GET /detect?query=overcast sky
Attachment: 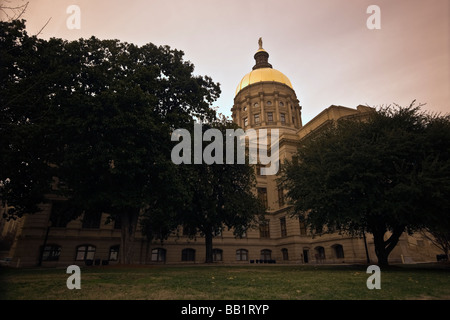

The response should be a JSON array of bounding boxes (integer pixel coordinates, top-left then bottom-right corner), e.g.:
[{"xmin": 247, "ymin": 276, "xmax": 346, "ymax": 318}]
[{"xmin": 4, "ymin": 0, "xmax": 449, "ymax": 124}]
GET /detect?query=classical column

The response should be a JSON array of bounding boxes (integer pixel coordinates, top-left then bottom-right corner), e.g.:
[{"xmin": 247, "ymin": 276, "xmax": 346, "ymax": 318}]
[
  {"xmin": 247, "ymin": 96, "xmax": 253, "ymax": 127},
  {"xmin": 295, "ymin": 104, "xmax": 301, "ymax": 128},
  {"xmin": 298, "ymin": 105, "xmax": 303, "ymax": 127},
  {"xmin": 287, "ymin": 96, "xmax": 293, "ymax": 127},
  {"xmin": 287, "ymin": 95, "xmax": 293, "ymax": 128},
  {"xmin": 274, "ymin": 92, "xmax": 280, "ymax": 125},
  {"xmin": 259, "ymin": 92, "xmax": 265, "ymax": 125},
  {"xmin": 235, "ymin": 105, "xmax": 241, "ymax": 127}
]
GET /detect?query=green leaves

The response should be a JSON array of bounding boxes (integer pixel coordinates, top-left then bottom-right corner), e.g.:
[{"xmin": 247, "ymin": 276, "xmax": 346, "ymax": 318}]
[
  {"xmin": 281, "ymin": 102, "xmax": 450, "ymax": 264},
  {"xmin": 171, "ymin": 121, "xmax": 263, "ymax": 262},
  {"xmin": 0, "ymin": 20, "xmax": 221, "ymax": 230}
]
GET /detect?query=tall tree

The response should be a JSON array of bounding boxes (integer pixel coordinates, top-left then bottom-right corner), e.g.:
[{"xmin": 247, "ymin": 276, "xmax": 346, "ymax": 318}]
[
  {"xmin": 177, "ymin": 120, "xmax": 265, "ymax": 263},
  {"xmin": 280, "ymin": 103, "xmax": 450, "ymax": 266},
  {"xmin": 0, "ymin": 20, "xmax": 221, "ymax": 264},
  {"xmin": 52, "ymin": 38, "xmax": 220, "ymax": 264},
  {"xmin": 417, "ymin": 114, "xmax": 450, "ymax": 260},
  {"xmin": 0, "ymin": 20, "xmax": 56, "ymax": 220}
]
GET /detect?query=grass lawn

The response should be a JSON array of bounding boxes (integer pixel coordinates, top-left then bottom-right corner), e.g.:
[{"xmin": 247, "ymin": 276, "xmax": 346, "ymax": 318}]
[{"xmin": 0, "ymin": 263, "xmax": 449, "ymax": 300}]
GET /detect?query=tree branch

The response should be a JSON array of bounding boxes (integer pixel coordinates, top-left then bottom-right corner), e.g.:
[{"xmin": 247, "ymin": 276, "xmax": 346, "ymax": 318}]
[{"xmin": 35, "ymin": 16, "xmax": 51, "ymax": 37}]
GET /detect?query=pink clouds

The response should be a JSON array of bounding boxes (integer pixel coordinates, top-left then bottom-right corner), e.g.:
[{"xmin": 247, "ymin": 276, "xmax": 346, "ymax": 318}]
[{"xmin": 11, "ymin": 0, "xmax": 449, "ymax": 123}]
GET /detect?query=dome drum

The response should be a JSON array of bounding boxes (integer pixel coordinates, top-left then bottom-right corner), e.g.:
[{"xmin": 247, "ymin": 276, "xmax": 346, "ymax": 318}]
[{"xmin": 232, "ymin": 82, "xmax": 302, "ymax": 130}]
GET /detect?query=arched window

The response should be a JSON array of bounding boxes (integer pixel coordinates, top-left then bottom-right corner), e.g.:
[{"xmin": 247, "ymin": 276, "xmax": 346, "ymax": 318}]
[
  {"xmin": 76, "ymin": 245, "xmax": 96, "ymax": 261},
  {"xmin": 260, "ymin": 249, "xmax": 272, "ymax": 261},
  {"xmin": 213, "ymin": 249, "xmax": 223, "ymax": 262},
  {"xmin": 281, "ymin": 248, "xmax": 289, "ymax": 261},
  {"xmin": 42, "ymin": 244, "xmax": 61, "ymax": 261},
  {"xmin": 314, "ymin": 246, "xmax": 325, "ymax": 261},
  {"xmin": 332, "ymin": 244, "xmax": 345, "ymax": 259},
  {"xmin": 181, "ymin": 248, "xmax": 195, "ymax": 262},
  {"xmin": 152, "ymin": 248, "xmax": 166, "ymax": 262},
  {"xmin": 236, "ymin": 249, "xmax": 248, "ymax": 261},
  {"xmin": 109, "ymin": 245, "xmax": 119, "ymax": 261}
]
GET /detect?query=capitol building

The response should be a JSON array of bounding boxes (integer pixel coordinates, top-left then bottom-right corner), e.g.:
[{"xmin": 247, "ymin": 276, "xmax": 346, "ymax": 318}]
[{"xmin": 0, "ymin": 40, "xmax": 440, "ymax": 267}]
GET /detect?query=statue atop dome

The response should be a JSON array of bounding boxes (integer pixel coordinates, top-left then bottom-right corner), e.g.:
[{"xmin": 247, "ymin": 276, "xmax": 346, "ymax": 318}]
[{"xmin": 253, "ymin": 38, "xmax": 272, "ymax": 70}]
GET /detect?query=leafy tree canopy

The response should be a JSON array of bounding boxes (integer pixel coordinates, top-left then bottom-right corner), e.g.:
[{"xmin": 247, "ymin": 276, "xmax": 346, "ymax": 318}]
[
  {"xmin": 281, "ymin": 102, "xmax": 450, "ymax": 265},
  {"xmin": 0, "ymin": 20, "xmax": 221, "ymax": 263}
]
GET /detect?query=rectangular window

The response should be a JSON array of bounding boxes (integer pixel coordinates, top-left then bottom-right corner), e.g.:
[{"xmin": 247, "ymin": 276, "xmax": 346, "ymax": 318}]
[
  {"xmin": 42, "ymin": 245, "xmax": 61, "ymax": 261},
  {"xmin": 256, "ymin": 164, "xmax": 264, "ymax": 176},
  {"xmin": 236, "ymin": 249, "xmax": 248, "ymax": 261},
  {"xmin": 182, "ymin": 249, "xmax": 195, "ymax": 261},
  {"xmin": 260, "ymin": 249, "xmax": 271, "ymax": 260},
  {"xmin": 86, "ymin": 248, "xmax": 95, "ymax": 260},
  {"xmin": 267, "ymin": 112, "xmax": 273, "ymax": 122},
  {"xmin": 299, "ymin": 219, "xmax": 307, "ymax": 236},
  {"xmin": 109, "ymin": 245, "xmax": 119, "ymax": 261},
  {"xmin": 278, "ymin": 187, "xmax": 284, "ymax": 206},
  {"xmin": 280, "ymin": 217, "xmax": 287, "ymax": 237},
  {"xmin": 76, "ymin": 250, "xmax": 86, "ymax": 261},
  {"xmin": 259, "ymin": 220, "xmax": 270, "ymax": 238},
  {"xmin": 213, "ymin": 249, "xmax": 223, "ymax": 261},
  {"xmin": 76, "ymin": 245, "xmax": 96, "ymax": 261},
  {"xmin": 280, "ymin": 113, "xmax": 286, "ymax": 124},
  {"xmin": 292, "ymin": 116, "xmax": 296, "ymax": 125},
  {"xmin": 151, "ymin": 248, "xmax": 166, "ymax": 262},
  {"xmin": 257, "ymin": 187, "xmax": 268, "ymax": 209},
  {"xmin": 254, "ymin": 114, "xmax": 260, "ymax": 124},
  {"xmin": 282, "ymin": 248, "xmax": 289, "ymax": 260}
]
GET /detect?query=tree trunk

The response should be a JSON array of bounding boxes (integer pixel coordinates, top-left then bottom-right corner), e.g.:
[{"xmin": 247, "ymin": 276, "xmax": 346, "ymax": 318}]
[
  {"xmin": 119, "ymin": 209, "xmax": 139, "ymax": 265},
  {"xmin": 372, "ymin": 225, "xmax": 405, "ymax": 266},
  {"xmin": 205, "ymin": 231, "xmax": 213, "ymax": 263},
  {"xmin": 373, "ymin": 233, "xmax": 389, "ymax": 266}
]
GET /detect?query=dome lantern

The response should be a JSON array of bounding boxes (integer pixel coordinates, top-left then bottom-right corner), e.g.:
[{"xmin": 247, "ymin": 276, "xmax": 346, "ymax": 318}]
[{"xmin": 253, "ymin": 37, "xmax": 272, "ymax": 70}]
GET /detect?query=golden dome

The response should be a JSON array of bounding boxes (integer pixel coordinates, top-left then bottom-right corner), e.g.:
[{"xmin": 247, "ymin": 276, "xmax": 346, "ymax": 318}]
[{"xmin": 235, "ymin": 67, "xmax": 293, "ymax": 96}]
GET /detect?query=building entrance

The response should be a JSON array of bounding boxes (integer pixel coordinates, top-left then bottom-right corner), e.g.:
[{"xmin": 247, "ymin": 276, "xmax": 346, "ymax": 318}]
[{"xmin": 303, "ymin": 249, "xmax": 309, "ymax": 263}]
